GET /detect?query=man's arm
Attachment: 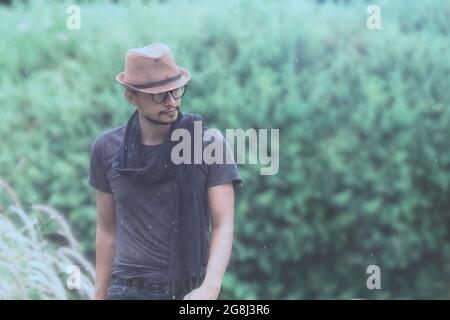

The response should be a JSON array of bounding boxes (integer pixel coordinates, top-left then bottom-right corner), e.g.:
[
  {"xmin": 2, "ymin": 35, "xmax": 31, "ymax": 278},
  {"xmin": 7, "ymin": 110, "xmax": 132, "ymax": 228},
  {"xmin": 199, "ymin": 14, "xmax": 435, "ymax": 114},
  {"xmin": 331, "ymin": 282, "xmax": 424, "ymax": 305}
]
[
  {"xmin": 94, "ymin": 190, "xmax": 116, "ymax": 300},
  {"xmin": 183, "ymin": 182, "xmax": 235, "ymax": 300}
]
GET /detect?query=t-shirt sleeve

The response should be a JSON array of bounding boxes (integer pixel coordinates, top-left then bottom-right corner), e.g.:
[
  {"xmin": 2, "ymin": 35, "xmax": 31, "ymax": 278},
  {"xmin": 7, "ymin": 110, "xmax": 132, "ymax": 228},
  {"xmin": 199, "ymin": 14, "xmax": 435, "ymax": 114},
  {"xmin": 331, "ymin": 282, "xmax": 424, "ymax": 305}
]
[
  {"xmin": 89, "ymin": 134, "xmax": 113, "ymax": 193},
  {"xmin": 204, "ymin": 129, "xmax": 242, "ymax": 189}
]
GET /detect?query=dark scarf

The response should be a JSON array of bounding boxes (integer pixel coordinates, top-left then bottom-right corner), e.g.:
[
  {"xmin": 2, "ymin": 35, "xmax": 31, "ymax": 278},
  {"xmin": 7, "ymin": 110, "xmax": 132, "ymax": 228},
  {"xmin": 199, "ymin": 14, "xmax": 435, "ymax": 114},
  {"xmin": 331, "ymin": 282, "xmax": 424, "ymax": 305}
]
[{"xmin": 112, "ymin": 109, "xmax": 209, "ymax": 283}]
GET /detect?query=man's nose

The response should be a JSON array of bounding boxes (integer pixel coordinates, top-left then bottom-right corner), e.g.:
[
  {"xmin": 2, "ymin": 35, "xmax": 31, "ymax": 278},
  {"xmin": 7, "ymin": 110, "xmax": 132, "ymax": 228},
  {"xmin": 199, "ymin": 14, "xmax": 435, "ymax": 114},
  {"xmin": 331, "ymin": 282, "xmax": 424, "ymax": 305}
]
[{"xmin": 164, "ymin": 92, "xmax": 176, "ymax": 106}]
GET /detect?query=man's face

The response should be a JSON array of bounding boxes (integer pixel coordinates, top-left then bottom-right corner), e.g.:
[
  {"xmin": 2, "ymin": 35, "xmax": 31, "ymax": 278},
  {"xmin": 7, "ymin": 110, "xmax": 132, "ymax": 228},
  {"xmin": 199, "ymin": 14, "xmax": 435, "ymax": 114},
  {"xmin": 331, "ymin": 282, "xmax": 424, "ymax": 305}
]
[{"xmin": 126, "ymin": 88, "xmax": 181, "ymax": 125}]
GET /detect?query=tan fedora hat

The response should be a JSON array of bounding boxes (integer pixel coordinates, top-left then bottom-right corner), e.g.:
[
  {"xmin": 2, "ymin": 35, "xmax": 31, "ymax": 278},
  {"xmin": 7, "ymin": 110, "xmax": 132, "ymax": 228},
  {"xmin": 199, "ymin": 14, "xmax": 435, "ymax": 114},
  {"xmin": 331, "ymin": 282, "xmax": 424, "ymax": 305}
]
[{"xmin": 116, "ymin": 43, "xmax": 191, "ymax": 94}]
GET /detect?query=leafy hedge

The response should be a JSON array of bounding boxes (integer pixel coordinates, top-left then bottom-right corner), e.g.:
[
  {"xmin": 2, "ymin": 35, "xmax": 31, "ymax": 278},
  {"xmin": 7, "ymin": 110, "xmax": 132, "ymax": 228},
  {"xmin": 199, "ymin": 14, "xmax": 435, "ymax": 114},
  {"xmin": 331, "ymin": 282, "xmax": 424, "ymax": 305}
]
[{"xmin": 0, "ymin": 0, "xmax": 449, "ymax": 299}]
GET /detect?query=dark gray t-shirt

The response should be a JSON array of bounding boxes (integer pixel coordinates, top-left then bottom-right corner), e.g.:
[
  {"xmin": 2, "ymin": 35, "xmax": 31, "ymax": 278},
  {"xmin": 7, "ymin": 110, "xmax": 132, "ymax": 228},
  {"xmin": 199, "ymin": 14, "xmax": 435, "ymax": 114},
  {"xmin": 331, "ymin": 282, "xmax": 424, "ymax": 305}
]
[{"xmin": 89, "ymin": 124, "xmax": 241, "ymax": 281}]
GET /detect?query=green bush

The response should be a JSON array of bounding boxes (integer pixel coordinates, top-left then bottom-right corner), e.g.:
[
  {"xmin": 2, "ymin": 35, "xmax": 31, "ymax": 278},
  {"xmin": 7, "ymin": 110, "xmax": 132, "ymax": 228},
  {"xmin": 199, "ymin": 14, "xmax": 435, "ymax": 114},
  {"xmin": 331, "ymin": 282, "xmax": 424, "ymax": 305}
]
[{"xmin": 0, "ymin": 0, "xmax": 449, "ymax": 299}]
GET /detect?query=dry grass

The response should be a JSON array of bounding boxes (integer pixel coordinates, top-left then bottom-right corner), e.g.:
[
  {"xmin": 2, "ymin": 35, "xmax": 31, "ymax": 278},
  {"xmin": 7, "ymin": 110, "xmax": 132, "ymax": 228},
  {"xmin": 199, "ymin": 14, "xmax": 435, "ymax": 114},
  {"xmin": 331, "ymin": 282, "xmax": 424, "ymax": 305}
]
[{"xmin": 0, "ymin": 178, "xmax": 94, "ymax": 299}]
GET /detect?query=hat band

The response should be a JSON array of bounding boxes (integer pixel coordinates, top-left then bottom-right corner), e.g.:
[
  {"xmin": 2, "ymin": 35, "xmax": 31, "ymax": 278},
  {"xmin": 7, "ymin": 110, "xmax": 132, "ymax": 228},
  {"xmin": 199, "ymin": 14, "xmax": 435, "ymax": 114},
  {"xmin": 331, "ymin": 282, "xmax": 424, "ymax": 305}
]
[{"xmin": 127, "ymin": 72, "xmax": 182, "ymax": 89}]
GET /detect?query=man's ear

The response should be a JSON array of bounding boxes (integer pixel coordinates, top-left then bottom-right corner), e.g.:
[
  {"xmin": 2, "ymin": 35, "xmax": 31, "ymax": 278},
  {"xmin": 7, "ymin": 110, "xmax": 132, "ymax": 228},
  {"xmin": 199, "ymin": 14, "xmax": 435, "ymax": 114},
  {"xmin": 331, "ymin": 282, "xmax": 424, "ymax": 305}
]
[{"xmin": 124, "ymin": 89, "xmax": 138, "ymax": 106}]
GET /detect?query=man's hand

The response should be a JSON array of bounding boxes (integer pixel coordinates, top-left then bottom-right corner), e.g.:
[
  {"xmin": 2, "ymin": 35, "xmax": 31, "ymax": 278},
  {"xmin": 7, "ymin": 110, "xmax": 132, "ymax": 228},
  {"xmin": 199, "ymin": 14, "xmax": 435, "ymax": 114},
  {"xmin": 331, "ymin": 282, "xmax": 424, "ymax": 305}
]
[{"xmin": 183, "ymin": 283, "xmax": 221, "ymax": 300}]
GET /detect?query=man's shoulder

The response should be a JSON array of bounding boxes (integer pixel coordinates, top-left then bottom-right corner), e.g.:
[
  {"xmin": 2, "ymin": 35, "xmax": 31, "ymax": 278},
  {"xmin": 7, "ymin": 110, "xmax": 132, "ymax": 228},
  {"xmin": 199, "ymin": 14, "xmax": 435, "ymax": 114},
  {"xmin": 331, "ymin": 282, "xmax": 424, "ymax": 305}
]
[
  {"xmin": 91, "ymin": 125, "xmax": 126, "ymax": 154},
  {"xmin": 98, "ymin": 125, "xmax": 126, "ymax": 142}
]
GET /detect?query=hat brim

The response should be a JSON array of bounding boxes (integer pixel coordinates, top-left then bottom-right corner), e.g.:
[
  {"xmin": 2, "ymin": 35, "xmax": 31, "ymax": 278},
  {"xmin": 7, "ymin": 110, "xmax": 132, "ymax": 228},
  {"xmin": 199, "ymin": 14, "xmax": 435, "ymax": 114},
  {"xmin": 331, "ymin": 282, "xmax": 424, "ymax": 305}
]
[{"xmin": 115, "ymin": 67, "xmax": 191, "ymax": 94}]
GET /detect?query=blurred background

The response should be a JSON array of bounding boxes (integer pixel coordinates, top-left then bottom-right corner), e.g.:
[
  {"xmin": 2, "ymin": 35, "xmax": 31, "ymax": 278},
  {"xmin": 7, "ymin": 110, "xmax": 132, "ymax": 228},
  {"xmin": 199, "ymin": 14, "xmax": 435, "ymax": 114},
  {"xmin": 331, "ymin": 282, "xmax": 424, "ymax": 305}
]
[{"xmin": 0, "ymin": 0, "xmax": 449, "ymax": 299}]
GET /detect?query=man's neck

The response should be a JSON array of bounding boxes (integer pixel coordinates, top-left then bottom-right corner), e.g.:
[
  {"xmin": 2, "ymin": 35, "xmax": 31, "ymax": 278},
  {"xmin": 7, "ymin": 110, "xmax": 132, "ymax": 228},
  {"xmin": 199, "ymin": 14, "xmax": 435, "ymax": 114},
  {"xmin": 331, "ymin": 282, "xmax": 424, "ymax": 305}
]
[{"xmin": 138, "ymin": 113, "xmax": 171, "ymax": 146}]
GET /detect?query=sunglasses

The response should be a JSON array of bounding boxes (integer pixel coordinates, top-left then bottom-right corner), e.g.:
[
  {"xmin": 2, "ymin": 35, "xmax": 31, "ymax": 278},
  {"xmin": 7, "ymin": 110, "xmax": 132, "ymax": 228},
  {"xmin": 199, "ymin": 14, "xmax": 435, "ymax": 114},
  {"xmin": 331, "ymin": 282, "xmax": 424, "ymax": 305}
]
[{"xmin": 147, "ymin": 85, "xmax": 187, "ymax": 104}]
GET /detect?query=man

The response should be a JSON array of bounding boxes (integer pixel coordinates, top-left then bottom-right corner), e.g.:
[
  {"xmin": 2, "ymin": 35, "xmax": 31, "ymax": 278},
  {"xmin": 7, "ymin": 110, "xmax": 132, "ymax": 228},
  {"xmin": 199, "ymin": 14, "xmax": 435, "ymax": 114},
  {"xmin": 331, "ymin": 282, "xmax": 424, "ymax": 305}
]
[{"xmin": 89, "ymin": 43, "xmax": 241, "ymax": 300}]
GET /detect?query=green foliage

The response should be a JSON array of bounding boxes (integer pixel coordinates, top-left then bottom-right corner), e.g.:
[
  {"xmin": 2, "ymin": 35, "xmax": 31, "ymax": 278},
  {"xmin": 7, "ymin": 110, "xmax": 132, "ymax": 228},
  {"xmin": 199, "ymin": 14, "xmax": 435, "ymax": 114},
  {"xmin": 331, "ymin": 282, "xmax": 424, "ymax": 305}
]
[{"xmin": 0, "ymin": 0, "xmax": 449, "ymax": 299}]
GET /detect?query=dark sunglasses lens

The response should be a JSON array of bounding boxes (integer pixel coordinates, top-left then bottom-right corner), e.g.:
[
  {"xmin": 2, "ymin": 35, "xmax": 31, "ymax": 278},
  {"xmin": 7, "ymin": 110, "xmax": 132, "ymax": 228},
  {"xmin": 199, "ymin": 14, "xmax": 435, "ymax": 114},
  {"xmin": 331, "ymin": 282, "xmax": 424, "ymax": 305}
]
[
  {"xmin": 153, "ymin": 92, "xmax": 167, "ymax": 103},
  {"xmin": 152, "ymin": 85, "xmax": 186, "ymax": 103},
  {"xmin": 172, "ymin": 86, "xmax": 186, "ymax": 99}
]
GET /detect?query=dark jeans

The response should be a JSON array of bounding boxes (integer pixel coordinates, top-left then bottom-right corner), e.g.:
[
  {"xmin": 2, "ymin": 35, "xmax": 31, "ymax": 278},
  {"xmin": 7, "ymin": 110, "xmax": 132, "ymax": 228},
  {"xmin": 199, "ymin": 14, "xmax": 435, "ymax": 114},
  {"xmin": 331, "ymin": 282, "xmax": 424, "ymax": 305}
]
[{"xmin": 106, "ymin": 275, "xmax": 203, "ymax": 300}]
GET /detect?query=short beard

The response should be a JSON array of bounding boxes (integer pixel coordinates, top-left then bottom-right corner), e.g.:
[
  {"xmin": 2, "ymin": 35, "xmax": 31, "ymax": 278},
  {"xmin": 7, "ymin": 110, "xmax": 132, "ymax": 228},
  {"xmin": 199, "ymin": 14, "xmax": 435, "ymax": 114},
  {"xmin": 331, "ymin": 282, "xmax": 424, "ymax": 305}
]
[
  {"xmin": 142, "ymin": 107, "xmax": 179, "ymax": 125},
  {"xmin": 143, "ymin": 115, "xmax": 170, "ymax": 125}
]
